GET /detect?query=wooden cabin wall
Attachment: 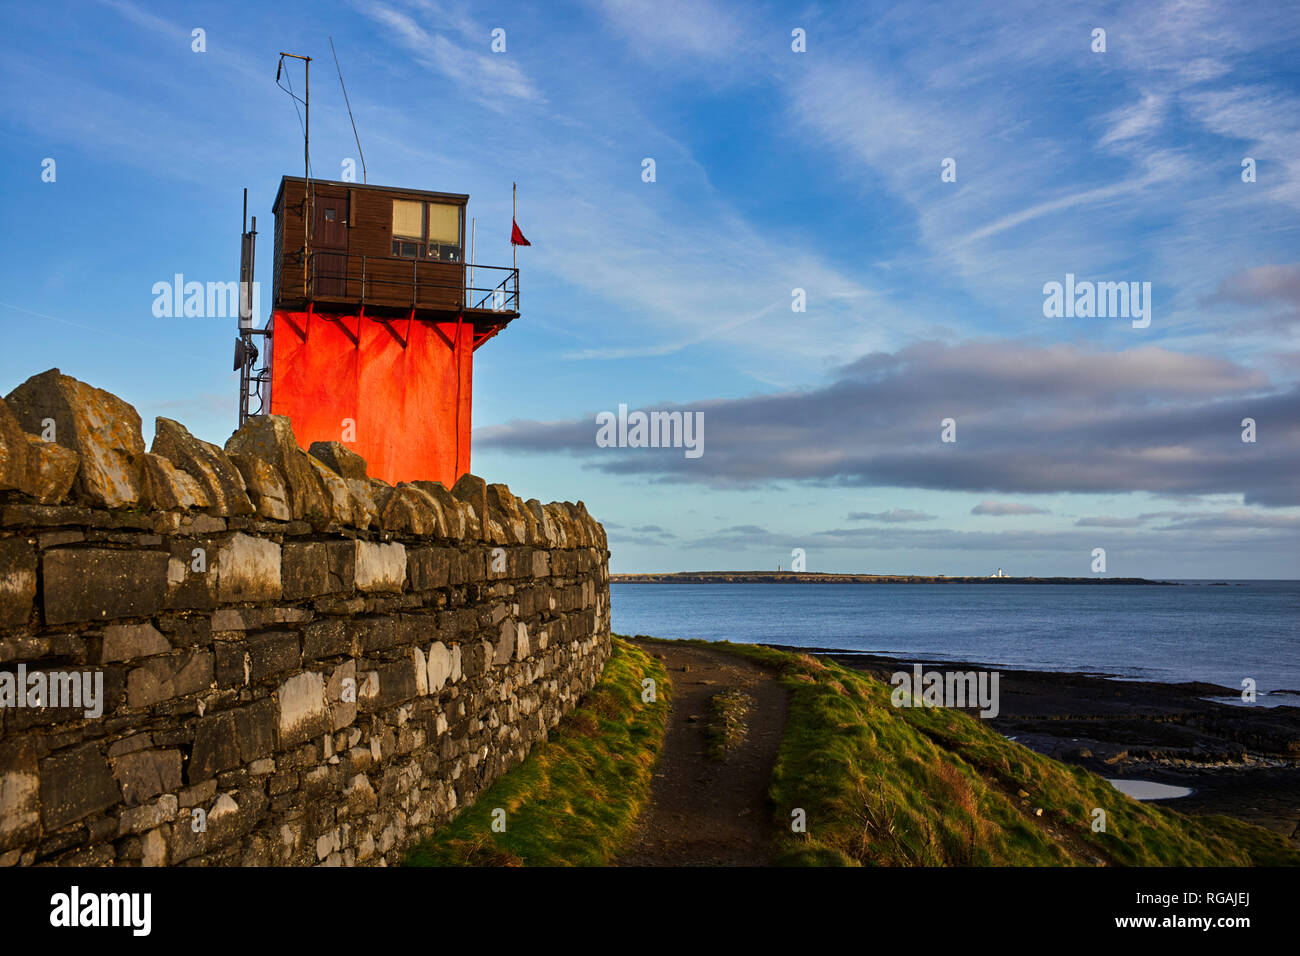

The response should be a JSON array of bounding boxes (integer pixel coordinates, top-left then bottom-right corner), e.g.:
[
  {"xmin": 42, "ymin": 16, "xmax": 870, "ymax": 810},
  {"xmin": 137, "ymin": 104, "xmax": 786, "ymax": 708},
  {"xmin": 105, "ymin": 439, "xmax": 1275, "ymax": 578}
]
[{"xmin": 273, "ymin": 179, "xmax": 467, "ymax": 312}]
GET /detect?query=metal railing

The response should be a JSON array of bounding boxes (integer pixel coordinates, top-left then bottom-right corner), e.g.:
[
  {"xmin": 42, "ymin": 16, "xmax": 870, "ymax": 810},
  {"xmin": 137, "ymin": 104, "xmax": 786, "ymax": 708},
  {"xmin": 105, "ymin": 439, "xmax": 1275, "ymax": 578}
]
[{"xmin": 306, "ymin": 253, "xmax": 519, "ymax": 313}]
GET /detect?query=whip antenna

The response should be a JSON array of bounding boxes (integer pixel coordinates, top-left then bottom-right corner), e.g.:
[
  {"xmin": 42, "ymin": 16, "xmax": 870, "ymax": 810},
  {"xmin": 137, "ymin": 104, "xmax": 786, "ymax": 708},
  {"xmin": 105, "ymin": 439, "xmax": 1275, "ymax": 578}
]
[{"xmin": 330, "ymin": 37, "xmax": 367, "ymax": 184}]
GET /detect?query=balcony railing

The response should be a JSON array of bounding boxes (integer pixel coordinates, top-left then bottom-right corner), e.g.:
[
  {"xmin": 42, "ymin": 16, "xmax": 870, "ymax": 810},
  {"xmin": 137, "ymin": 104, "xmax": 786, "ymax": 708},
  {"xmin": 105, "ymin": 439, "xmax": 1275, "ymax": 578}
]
[{"xmin": 306, "ymin": 253, "xmax": 519, "ymax": 314}]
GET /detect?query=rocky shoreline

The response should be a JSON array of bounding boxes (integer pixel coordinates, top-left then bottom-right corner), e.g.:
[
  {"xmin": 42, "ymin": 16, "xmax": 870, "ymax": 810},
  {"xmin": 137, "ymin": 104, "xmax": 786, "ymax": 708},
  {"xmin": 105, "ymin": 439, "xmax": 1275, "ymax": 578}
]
[{"xmin": 769, "ymin": 644, "xmax": 1300, "ymax": 841}]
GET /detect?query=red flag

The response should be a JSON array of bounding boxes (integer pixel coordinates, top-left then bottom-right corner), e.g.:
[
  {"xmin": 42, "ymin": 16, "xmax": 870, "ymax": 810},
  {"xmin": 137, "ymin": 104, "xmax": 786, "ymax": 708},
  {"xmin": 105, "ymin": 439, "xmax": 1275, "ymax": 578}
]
[{"xmin": 510, "ymin": 218, "xmax": 531, "ymax": 246}]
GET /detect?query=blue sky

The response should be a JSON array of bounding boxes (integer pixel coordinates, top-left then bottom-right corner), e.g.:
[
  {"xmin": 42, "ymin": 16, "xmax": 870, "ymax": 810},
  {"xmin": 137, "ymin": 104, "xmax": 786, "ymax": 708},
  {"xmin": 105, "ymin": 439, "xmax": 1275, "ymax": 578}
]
[{"xmin": 2, "ymin": 0, "xmax": 1298, "ymax": 577}]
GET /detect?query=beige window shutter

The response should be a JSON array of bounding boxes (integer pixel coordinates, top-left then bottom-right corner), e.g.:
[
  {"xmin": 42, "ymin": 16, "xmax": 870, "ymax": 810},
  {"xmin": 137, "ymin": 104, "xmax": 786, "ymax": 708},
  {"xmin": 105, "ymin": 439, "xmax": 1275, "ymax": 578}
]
[
  {"xmin": 392, "ymin": 199, "xmax": 424, "ymax": 240},
  {"xmin": 427, "ymin": 202, "xmax": 461, "ymax": 243}
]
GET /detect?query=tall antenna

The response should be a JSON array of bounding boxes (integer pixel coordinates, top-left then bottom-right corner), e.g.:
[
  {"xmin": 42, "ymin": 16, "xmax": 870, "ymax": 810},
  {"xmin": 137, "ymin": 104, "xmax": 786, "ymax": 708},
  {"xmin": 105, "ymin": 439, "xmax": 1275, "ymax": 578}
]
[
  {"xmin": 236, "ymin": 187, "xmax": 270, "ymax": 425},
  {"xmin": 277, "ymin": 52, "xmax": 312, "ymax": 296},
  {"xmin": 330, "ymin": 37, "xmax": 367, "ymax": 184}
]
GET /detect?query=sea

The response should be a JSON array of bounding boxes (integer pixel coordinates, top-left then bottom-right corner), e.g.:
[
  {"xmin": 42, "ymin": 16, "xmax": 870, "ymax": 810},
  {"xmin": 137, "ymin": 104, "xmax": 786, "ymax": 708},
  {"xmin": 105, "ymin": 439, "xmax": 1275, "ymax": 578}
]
[{"xmin": 610, "ymin": 581, "xmax": 1300, "ymax": 699}]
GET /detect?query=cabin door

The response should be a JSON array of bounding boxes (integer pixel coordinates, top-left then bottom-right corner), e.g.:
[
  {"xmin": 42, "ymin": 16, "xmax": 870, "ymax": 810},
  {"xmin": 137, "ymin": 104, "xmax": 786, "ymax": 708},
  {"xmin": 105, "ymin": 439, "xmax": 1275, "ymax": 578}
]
[{"xmin": 312, "ymin": 194, "xmax": 350, "ymax": 297}]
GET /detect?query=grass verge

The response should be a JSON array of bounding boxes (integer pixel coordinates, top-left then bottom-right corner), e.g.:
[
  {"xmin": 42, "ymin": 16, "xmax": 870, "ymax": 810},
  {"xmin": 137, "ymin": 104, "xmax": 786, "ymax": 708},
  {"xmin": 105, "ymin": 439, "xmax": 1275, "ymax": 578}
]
[
  {"xmin": 628, "ymin": 634, "xmax": 1299, "ymax": 867},
  {"xmin": 403, "ymin": 637, "xmax": 668, "ymax": 866}
]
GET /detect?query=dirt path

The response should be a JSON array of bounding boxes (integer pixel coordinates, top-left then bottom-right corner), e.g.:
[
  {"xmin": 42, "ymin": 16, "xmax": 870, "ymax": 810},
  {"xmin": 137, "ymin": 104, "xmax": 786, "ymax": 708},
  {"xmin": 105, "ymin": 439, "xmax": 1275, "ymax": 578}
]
[{"xmin": 617, "ymin": 641, "xmax": 788, "ymax": 866}]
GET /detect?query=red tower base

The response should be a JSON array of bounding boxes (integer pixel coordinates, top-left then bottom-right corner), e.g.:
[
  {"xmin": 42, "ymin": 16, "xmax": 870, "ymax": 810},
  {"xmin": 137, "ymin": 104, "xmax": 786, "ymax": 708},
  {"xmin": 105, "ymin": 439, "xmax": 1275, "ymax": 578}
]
[{"xmin": 267, "ymin": 310, "xmax": 473, "ymax": 487}]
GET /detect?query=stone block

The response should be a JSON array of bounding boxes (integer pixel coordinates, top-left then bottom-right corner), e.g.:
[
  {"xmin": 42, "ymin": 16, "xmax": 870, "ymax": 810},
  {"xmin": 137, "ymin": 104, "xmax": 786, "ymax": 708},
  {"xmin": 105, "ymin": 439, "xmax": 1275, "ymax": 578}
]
[
  {"xmin": 43, "ymin": 547, "xmax": 168, "ymax": 625},
  {"xmin": 407, "ymin": 546, "xmax": 450, "ymax": 590},
  {"xmin": 188, "ymin": 700, "xmax": 276, "ymax": 781},
  {"xmin": 276, "ymin": 671, "xmax": 330, "ymax": 748},
  {"xmin": 308, "ymin": 455, "xmax": 362, "ymax": 528},
  {"xmin": 493, "ymin": 618, "xmax": 516, "ymax": 666},
  {"xmin": 427, "ymin": 642, "xmax": 451, "ymax": 692},
  {"xmin": 282, "ymin": 541, "xmax": 329, "ymax": 600},
  {"xmin": 451, "ymin": 473, "xmax": 487, "ymax": 536},
  {"xmin": 415, "ymin": 481, "xmax": 466, "ymax": 539},
  {"xmin": 353, "ymin": 540, "xmax": 406, "ymax": 593},
  {"xmin": 531, "ymin": 549, "xmax": 550, "ymax": 578},
  {"xmin": 213, "ymin": 641, "xmax": 249, "ymax": 688},
  {"xmin": 246, "ymin": 631, "xmax": 300, "ymax": 680},
  {"xmin": 302, "ymin": 618, "xmax": 352, "ymax": 660},
  {"xmin": 0, "ymin": 741, "xmax": 40, "ymax": 852},
  {"xmin": 39, "ymin": 743, "xmax": 120, "ymax": 830},
  {"xmin": 327, "ymin": 660, "xmax": 357, "ymax": 730},
  {"xmin": 117, "ymin": 794, "xmax": 178, "ymax": 836},
  {"xmin": 0, "ymin": 537, "xmax": 37, "ymax": 628},
  {"xmin": 358, "ymin": 616, "xmax": 401, "ymax": 652},
  {"xmin": 111, "ymin": 749, "xmax": 182, "ymax": 805},
  {"xmin": 163, "ymin": 537, "xmax": 218, "ymax": 611},
  {"xmin": 214, "ymin": 533, "xmax": 281, "ymax": 603},
  {"xmin": 126, "ymin": 649, "xmax": 213, "ymax": 708},
  {"xmin": 100, "ymin": 622, "xmax": 170, "ymax": 663}
]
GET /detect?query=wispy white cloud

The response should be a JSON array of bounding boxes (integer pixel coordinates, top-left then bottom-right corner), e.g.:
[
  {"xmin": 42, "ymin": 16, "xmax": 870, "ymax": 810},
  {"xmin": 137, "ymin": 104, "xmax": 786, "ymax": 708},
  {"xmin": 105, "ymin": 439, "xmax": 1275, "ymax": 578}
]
[{"xmin": 359, "ymin": 2, "xmax": 542, "ymax": 109}]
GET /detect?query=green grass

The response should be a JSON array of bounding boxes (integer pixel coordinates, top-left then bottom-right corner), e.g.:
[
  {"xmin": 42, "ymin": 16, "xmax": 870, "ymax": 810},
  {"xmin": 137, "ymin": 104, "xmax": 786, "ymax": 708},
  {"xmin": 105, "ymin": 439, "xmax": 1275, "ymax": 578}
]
[
  {"xmin": 403, "ymin": 637, "xmax": 669, "ymax": 866},
  {"xmin": 627, "ymin": 634, "xmax": 1300, "ymax": 867}
]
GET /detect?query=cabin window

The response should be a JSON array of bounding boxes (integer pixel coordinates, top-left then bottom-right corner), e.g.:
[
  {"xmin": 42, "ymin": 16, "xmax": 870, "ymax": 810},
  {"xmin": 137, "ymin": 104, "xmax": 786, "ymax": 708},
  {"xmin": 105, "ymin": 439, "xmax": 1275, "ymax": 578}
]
[{"xmin": 391, "ymin": 199, "xmax": 462, "ymax": 262}]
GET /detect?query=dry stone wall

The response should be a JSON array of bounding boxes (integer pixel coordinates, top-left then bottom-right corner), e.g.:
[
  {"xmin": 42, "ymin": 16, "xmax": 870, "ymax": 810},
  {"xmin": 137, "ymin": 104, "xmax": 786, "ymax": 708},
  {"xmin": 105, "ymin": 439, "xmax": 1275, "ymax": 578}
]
[{"xmin": 0, "ymin": 369, "xmax": 611, "ymax": 866}]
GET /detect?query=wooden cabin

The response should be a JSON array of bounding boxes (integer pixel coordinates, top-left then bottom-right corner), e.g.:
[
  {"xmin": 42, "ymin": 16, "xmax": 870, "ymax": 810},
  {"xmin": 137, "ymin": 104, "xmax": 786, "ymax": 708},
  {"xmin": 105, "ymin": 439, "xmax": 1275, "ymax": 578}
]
[
  {"xmin": 263, "ymin": 176, "xmax": 521, "ymax": 487},
  {"xmin": 270, "ymin": 176, "xmax": 519, "ymax": 320}
]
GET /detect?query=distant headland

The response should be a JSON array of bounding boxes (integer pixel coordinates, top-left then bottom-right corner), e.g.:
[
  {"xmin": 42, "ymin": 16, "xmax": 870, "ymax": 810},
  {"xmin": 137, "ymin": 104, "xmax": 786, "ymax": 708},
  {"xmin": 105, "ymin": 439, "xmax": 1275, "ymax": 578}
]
[{"xmin": 610, "ymin": 571, "xmax": 1175, "ymax": 585}]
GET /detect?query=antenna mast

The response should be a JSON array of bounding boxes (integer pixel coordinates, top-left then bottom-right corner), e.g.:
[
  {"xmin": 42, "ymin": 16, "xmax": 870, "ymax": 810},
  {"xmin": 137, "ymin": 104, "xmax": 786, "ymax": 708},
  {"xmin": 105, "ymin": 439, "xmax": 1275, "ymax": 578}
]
[
  {"xmin": 278, "ymin": 52, "xmax": 312, "ymax": 296},
  {"xmin": 235, "ymin": 187, "xmax": 269, "ymax": 425}
]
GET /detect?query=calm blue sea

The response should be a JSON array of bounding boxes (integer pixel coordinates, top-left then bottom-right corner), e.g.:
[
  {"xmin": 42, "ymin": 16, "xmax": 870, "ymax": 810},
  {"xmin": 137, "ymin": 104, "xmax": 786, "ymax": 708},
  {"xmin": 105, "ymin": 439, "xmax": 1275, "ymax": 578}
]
[{"xmin": 611, "ymin": 581, "xmax": 1300, "ymax": 696}]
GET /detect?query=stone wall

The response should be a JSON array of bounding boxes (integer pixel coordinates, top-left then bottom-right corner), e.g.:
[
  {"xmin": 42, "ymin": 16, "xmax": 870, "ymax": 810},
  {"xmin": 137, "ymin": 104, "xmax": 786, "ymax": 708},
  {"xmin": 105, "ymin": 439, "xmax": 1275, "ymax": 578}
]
[{"xmin": 0, "ymin": 369, "xmax": 610, "ymax": 866}]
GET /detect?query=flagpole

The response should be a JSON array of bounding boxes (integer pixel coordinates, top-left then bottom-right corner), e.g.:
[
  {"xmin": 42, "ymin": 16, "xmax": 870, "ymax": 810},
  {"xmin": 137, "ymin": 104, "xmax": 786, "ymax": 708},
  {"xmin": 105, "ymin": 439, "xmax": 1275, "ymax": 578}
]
[{"xmin": 512, "ymin": 182, "xmax": 517, "ymax": 272}]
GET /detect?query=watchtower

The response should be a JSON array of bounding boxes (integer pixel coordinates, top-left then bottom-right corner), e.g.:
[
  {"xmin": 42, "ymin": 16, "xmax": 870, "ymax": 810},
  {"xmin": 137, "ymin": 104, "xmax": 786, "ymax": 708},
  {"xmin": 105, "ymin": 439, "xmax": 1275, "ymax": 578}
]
[{"xmin": 256, "ymin": 175, "xmax": 519, "ymax": 486}]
